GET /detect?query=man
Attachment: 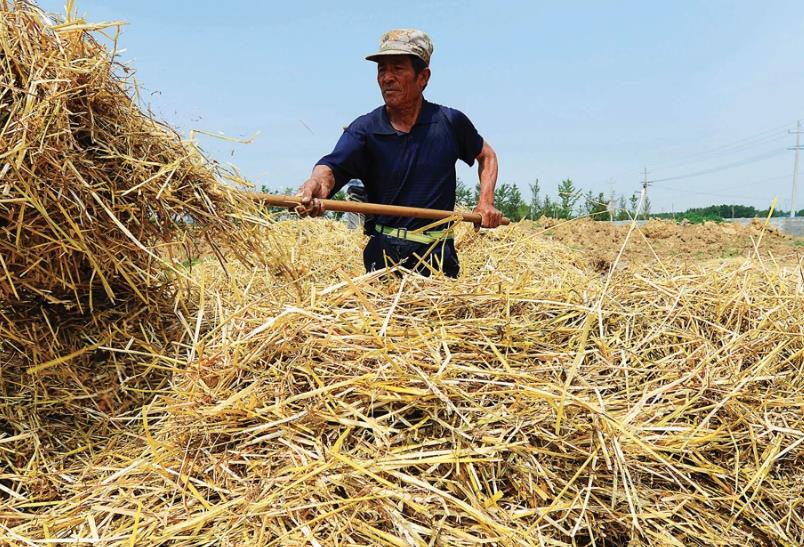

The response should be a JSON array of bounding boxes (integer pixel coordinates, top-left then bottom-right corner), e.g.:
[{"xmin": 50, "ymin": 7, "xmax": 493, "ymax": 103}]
[{"xmin": 297, "ymin": 29, "xmax": 502, "ymax": 277}]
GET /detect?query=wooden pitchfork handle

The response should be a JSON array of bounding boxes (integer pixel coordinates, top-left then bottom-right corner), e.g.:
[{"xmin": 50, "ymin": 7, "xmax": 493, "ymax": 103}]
[{"xmin": 250, "ymin": 192, "xmax": 511, "ymax": 226}]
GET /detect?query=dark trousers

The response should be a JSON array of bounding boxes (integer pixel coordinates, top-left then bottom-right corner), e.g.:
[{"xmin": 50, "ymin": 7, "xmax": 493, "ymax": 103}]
[{"xmin": 363, "ymin": 234, "xmax": 460, "ymax": 278}]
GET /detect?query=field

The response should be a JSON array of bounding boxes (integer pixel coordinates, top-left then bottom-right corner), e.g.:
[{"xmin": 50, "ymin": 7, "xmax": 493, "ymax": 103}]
[
  {"xmin": 538, "ymin": 217, "xmax": 801, "ymax": 271},
  {"xmin": 3, "ymin": 217, "xmax": 803, "ymax": 546}
]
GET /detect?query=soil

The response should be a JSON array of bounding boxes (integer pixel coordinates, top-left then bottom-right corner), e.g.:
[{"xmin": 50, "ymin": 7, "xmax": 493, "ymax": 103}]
[{"xmin": 530, "ymin": 218, "xmax": 803, "ymax": 272}]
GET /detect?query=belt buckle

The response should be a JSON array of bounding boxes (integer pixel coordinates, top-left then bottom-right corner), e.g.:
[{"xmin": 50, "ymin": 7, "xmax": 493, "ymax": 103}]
[{"xmin": 393, "ymin": 227, "xmax": 407, "ymax": 240}]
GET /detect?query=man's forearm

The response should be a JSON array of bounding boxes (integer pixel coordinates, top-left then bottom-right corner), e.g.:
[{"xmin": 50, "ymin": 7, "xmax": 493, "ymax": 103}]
[
  {"xmin": 471, "ymin": 142, "xmax": 503, "ymax": 228},
  {"xmin": 301, "ymin": 164, "xmax": 337, "ymax": 198},
  {"xmin": 477, "ymin": 145, "xmax": 498, "ymax": 206}
]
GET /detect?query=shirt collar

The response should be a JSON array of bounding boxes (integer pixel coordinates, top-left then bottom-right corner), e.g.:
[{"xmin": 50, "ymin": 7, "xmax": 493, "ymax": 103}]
[{"xmin": 372, "ymin": 99, "xmax": 438, "ymax": 135}]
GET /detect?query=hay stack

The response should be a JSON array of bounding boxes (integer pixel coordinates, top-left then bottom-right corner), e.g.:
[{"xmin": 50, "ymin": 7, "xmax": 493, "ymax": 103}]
[
  {"xmin": 0, "ymin": 1, "xmax": 253, "ymax": 367},
  {"xmin": 0, "ymin": 0, "xmax": 265, "ymax": 485},
  {"xmin": 4, "ymin": 220, "xmax": 802, "ymax": 545}
]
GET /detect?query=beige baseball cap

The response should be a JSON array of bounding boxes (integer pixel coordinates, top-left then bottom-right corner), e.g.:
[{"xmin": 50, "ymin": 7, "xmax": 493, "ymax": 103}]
[{"xmin": 365, "ymin": 29, "xmax": 433, "ymax": 66}]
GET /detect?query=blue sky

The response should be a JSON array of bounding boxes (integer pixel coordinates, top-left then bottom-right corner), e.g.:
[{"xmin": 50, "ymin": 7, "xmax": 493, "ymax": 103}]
[{"xmin": 40, "ymin": 1, "xmax": 804, "ymax": 212}]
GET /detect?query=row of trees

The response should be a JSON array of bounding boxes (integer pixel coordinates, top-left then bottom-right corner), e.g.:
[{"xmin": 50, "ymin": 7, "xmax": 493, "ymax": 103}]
[
  {"xmin": 653, "ymin": 204, "xmax": 804, "ymax": 223},
  {"xmin": 261, "ymin": 180, "xmax": 649, "ymax": 222},
  {"xmin": 458, "ymin": 180, "xmax": 804, "ymax": 223},
  {"xmin": 261, "ymin": 182, "xmax": 799, "ymax": 224},
  {"xmin": 263, "ymin": 180, "xmax": 646, "ymax": 222},
  {"xmin": 456, "ymin": 179, "xmax": 650, "ymax": 222}
]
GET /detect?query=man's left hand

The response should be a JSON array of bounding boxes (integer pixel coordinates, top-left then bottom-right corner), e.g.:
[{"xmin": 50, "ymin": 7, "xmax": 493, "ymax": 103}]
[{"xmin": 473, "ymin": 202, "xmax": 503, "ymax": 230}]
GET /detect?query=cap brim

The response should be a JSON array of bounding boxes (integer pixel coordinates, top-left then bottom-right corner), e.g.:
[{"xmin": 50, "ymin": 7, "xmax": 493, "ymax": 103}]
[{"xmin": 365, "ymin": 49, "xmax": 421, "ymax": 62}]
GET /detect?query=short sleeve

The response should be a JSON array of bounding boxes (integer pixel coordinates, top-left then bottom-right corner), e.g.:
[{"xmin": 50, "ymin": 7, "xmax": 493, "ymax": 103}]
[
  {"xmin": 316, "ymin": 126, "xmax": 368, "ymax": 196},
  {"xmin": 448, "ymin": 109, "xmax": 484, "ymax": 166}
]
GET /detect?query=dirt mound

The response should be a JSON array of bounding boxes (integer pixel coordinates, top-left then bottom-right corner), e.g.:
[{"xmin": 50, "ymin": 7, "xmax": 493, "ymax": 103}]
[{"xmin": 533, "ymin": 218, "xmax": 801, "ymax": 272}]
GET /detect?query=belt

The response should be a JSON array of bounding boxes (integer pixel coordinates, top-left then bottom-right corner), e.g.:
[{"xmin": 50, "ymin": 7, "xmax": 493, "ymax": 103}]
[{"xmin": 374, "ymin": 224, "xmax": 454, "ymax": 245}]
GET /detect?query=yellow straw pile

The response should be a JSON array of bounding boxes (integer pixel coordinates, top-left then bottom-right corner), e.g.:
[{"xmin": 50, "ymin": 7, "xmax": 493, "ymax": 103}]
[
  {"xmin": 0, "ymin": 0, "xmax": 251, "ymax": 366},
  {"xmin": 1, "ymin": 2, "xmax": 803, "ymax": 544},
  {"xmin": 4, "ymin": 218, "xmax": 803, "ymax": 545},
  {"xmin": 0, "ymin": 0, "xmax": 259, "ymax": 498}
]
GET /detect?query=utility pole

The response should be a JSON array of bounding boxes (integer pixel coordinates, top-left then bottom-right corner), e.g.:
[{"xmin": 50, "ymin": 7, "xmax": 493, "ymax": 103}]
[
  {"xmin": 790, "ymin": 121, "xmax": 802, "ymax": 218},
  {"xmin": 608, "ymin": 180, "xmax": 615, "ymax": 222},
  {"xmin": 640, "ymin": 167, "xmax": 650, "ymax": 219}
]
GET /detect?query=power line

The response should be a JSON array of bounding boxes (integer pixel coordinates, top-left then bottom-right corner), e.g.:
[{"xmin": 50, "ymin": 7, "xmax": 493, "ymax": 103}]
[
  {"xmin": 650, "ymin": 132, "xmax": 788, "ymax": 173},
  {"xmin": 650, "ymin": 185, "xmax": 773, "ymax": 203},
  {"xmin": 649, "ymin": 148, "xmax": 787, "ymax": 184},
  {"xmin": 641, "ymin": 167, "xmax": 650, "ymax": 208},
  {"xmin": 649, "ymin": 172, "xmax": 794, "ymax": 203},
  {"xmin": 596, "ymin": 120, "xmax": 801, "ymax": 192},
  {"xmin": 648, "ymin": 121, "xmax": 794, "ymax": 171},
  {"xmin": 700, "ymin": 173, "xmax": 788, "ymax": 192}
]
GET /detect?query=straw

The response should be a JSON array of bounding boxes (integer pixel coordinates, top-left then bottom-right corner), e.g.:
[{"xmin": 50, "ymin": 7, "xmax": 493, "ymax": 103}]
[
  {"xmin": 4, "ymin": 218, "xmax": 801, "ymax": 546},
  {"xmin": 1, "ymin": 1, "xmax": 803, "ymax": 544}
]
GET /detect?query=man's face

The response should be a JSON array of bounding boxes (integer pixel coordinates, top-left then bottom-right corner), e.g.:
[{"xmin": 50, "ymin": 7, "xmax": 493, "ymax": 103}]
[{"xmin": 376, "ymin": 55, "xmax": 429, "ymax": 108}]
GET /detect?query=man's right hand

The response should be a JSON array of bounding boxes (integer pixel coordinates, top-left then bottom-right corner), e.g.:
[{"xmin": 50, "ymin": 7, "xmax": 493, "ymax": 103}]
[
  {"xmin": 473, "ymin": 200, "xmax": 504, "ymax": 230},
  {"xmin": 295, "ymin": 178, "xmax": 326, "ymax": 217},
  {"xmin": 294, "ymin": 165, "xmax": 336, "ymax": 217}
]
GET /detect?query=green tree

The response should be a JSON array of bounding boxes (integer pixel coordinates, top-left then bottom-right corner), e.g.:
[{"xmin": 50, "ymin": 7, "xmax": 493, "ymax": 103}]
[
  {"xmin": 581, "ymin": 190, "xmax": 595, "ymax": 217},
  {"xmin": 628, "ymin": 193, "xmax": 639, "ymax": 218},
  {"xmin": 557, "ymin": 179, "xmax": 580, "ymax": 219},
  {"xmin": 258, "ymin": 184, "xmax": 294, "ymax": 195},
  {"xmin": 542, "ymin": 195, "xmax": 558, "ymax": 219},
  {"xmin": 494, "ymin": 182, "xmax": 526, "ymax": 221},
  {"xmin": 455, "ymin": 178, "xmax": 474, "ymax": 208},
  {"xmin": 586, "ymin": 191, "xmax": 611, "ymax": 221},
  {"xmin": 528, "ymin": 179, "xmax": 542, "ymax": 219}
]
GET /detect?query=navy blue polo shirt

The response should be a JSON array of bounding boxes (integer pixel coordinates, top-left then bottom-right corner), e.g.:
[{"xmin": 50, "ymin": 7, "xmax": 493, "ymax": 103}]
[{"xmin": 316, "ymin": 99, "xmax": 484, "ymax": 231}]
